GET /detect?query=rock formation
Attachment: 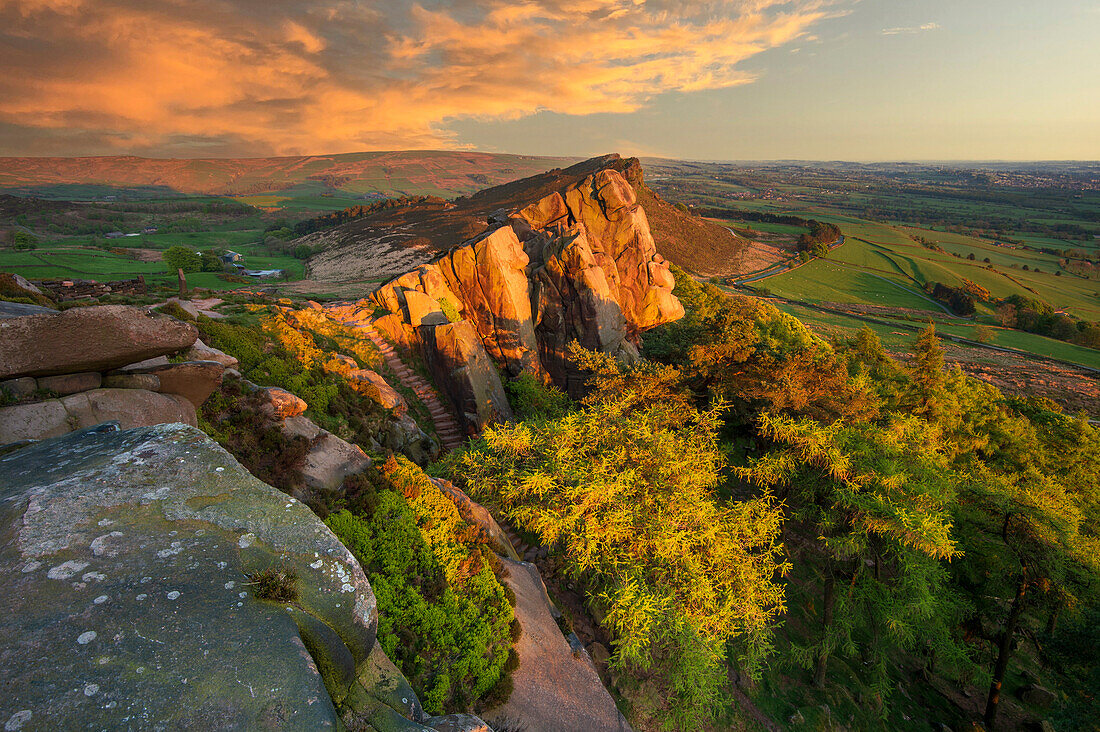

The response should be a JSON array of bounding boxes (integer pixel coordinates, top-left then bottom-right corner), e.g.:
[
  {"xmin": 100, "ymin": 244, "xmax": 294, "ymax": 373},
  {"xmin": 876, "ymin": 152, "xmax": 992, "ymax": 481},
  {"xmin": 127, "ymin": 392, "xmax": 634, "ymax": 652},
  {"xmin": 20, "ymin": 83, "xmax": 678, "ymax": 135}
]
[
  {"xmin": 0, "ymin": 305, "xmax": 197, "ymax": 379},
  {"xmin": 326, "ymin": 157, "xmax": 685, "ymax": 430},
  {"xmin": 0, "ymin": 305, "xmax": 229, "ymax": 444},
  {"xmin": 0, "ymin": 422, "xmax": 491, "ymax": 731},
  {"xmin": 494, "ymin": 559, "xmax": 632, "ymax": 732}
]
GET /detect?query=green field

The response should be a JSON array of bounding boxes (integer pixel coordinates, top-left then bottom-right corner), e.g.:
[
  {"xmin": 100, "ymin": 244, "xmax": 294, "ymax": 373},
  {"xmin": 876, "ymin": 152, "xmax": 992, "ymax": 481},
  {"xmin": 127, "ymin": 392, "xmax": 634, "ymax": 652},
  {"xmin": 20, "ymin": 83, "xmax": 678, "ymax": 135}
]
[
  {"xmin": 0, "ymin": 235, "xmax": 304, "ymax": 291},
  {"xmin": 775, "ymin": 300, "xmax": 1100, "ymax": 370},
  {"xmin": 753, "ymin": 216, "xmax": 1100, "ymax": 319}
]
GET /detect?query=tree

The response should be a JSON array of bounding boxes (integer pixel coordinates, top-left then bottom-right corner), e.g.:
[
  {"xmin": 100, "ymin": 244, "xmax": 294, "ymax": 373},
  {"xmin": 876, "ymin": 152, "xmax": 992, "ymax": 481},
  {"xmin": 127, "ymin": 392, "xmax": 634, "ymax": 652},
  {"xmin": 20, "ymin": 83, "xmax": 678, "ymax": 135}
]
[
  {"xmin": 643, "ymin": 269, "xmax": 877, "ymax": 424},
  {"xmin": 973, "ymin": 324, "xmax": 994, "ymax": 343},
  {"xmin": 450, "ymin": 353, "xmax": 787, "ymax": 727},
  {"xmin": 738, "ymin": 414, "xmax": 970, "ymax": 699},
  {"xmin": 9, "ymin": 231, "xmax": 38, "ymax": 250},
  {"xmin": 200, "ymin": 250, "xmax": 222, "ymax": 272},
  {"xmin": 162, "ymin": 245, "xmax": 202, "ymax": 273}
]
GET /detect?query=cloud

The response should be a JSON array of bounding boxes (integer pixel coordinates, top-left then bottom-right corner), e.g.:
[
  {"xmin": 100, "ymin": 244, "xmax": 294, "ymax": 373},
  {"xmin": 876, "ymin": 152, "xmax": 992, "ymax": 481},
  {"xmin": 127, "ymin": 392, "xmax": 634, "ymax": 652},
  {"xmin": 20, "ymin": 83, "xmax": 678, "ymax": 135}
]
[
  {"xmin": 881, "ymin": 22, "xmax": 940, "ymax": 36},
  {"xmin": 0, "ymin": 0, "xmax": 844, "ymax": 156}
]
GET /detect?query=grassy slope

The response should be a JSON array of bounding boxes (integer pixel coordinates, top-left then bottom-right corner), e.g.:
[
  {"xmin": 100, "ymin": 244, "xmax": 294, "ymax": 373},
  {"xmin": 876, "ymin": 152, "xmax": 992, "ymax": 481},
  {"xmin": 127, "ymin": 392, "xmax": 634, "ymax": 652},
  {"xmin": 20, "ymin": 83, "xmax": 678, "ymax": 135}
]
[{"xmin": 756, "ymin": 216, "xmax": 1099, "ymax": 320}]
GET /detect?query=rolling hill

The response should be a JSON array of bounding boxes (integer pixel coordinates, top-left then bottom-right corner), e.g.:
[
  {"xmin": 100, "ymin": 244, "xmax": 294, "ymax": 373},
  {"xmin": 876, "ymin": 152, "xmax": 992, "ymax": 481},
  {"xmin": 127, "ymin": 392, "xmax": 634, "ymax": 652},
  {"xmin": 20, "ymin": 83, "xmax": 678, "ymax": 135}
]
[{"xmin": 0, "ymin": 150, "xmax": 579, "ymax": 203}]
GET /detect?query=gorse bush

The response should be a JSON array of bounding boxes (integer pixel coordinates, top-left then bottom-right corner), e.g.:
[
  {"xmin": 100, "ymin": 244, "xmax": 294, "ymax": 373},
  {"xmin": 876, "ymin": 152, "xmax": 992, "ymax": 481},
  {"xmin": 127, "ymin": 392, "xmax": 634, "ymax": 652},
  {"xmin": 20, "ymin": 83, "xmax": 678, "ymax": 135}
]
[{"xmin": 325, "ymin": 456, "xmax": 513, "ymax": 715}]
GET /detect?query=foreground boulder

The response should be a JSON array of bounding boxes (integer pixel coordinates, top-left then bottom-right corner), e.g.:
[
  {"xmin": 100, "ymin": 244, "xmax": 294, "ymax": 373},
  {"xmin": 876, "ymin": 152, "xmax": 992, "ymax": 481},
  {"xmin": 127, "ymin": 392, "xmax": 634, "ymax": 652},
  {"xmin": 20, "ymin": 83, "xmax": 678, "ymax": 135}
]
[
  {"xmin": 0, "ymin": 305, "xmax": 197, "ymax": 379},
  {"xmin": 0, "ymin": 423, "xmax": 491, "ymax": 732},
  {"xmin": 0, "ymin": 423, "xmax": 372, "ymax": 728}
]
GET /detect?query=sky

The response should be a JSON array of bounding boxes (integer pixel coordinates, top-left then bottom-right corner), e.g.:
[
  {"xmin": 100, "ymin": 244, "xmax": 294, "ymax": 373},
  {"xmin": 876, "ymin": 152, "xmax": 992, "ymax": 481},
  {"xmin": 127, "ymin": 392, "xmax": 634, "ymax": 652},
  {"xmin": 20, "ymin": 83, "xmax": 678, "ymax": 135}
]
[{"xmin": 0, "ymin": 0, "xmax": 1097, "ymax": 161}]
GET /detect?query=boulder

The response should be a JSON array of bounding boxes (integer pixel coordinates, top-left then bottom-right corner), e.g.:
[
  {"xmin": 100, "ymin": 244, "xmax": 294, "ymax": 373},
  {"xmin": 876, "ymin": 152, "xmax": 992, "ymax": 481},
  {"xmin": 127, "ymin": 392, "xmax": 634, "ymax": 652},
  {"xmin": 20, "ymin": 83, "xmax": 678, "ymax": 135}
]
[
  {"xmin": 0, "ymin": 399, "xmax": 68, "ymax": 444},
  {"xmin": 0, "ymin": 423, "xmax": 379, "ymax": 729},
  {"xmin": 258, "ymin": 387, "xmax": 308, "ymax": 420},
  {"xmin": 1, "ymin": 377, "xmax": 37, "ymax": 401},
  {"xmin": 492, "ymin": 559, "xmax": 631, "ymax": 732},
  {"xmin": 0, "ymin": 301, "xmax": 55, "ymax": 318},
  {"xmin": 0, "ymin": 305, "xmax": 197, "ymax": 379},
  {"xmin": 351, "ymin": 369, "xmax": 407, "ymax": 412},
  {"xmin": 36, "ymin": 372, "xmax": 102, "ymax": 396},
  {"xmin": 299, "ymin": 433, "xmax": 372, "ymax": 494},
  {"xmin": 0, "ymin": 388, "xmax": 196, "ymax": 443},
  {"xmin": 103, "ymin": 373, "xmax": 161, "ymax": 391},
  {"xmin": 1020, "ymin": 684, "xmax": 1057, "ymax": 708},
  {"xmin": 9, "ymin": 273, "xmax": 44, "ymax": 296},
  {"xmin": 185, "ymin": 338, "xmax": 239, "ymax": 369},
  {"xmin": 420, "ymin": 321, "xmax": 513, "ymax": 433},
  {"xmin": 374, "ymin": 413, "xmax": 437, "ymax": 466},
  {"xmin": 124, "ymin": 360, "xmax": 226, "ymax": 408},
  {"xmin": 425, "ymin": 715, "xmax": 493, "ymax": 732},
  {"xmin": 119, "ymin": 355, "xmax": 171, "ymax": 372}
]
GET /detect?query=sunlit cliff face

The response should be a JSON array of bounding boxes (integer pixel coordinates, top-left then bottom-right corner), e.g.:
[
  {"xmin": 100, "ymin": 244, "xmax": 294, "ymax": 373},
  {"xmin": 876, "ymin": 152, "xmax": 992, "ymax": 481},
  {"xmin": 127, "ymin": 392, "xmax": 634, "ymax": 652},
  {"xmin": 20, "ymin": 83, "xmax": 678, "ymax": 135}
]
[{"xmin": 0, "ymin": 0, "xmax": 839, "ymax": 156}]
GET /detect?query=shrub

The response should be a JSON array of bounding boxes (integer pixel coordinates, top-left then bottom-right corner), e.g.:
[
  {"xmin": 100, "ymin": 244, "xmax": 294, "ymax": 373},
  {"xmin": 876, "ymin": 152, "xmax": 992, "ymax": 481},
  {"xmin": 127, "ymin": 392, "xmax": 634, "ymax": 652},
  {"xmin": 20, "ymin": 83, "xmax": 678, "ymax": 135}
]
[
  {"xmin": 155, "ymin": 301, "xmax": 195, "ymax": 322},
  {"xmin": 504, "ymin": 373, "xmax": 571, "ymax": 421},
  {"xmin": 325, "ymin": 456, "xmax": 514, "ymax": 714},
  {"xmin": 248, "ymin": 566, "xmax": 299, "ymax": 603}
]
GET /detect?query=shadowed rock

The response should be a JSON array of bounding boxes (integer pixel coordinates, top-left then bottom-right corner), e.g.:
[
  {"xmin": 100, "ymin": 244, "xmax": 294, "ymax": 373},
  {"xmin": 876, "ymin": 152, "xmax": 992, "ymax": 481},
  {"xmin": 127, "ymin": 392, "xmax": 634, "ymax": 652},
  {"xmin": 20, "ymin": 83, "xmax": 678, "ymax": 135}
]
[
  {"xmin": 0, "ymin": 388, "xmax": 196, "ymax": 443},
  {"xmin": 0, "ymin": 305, "xmax": 197, "ymax": 379},
  {"xmin": 491, "ymin": 559, "xmax": 631, "ymax": 732}
]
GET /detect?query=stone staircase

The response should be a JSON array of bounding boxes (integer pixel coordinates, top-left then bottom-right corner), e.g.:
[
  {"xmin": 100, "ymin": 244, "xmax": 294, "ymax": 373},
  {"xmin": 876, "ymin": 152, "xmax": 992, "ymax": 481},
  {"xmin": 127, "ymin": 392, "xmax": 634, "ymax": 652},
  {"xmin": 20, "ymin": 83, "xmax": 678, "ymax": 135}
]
[{"xmin": 338, "ymin": 319, "xmax": 465, "ymax": 452}]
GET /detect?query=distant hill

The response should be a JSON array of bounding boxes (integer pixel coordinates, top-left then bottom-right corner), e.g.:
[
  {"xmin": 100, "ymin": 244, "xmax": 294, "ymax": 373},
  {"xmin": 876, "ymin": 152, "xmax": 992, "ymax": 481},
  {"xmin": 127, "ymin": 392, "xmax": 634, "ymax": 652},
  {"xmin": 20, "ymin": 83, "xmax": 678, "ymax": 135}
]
[
  {"xmin": 299, "ymin": 154, "xmax": 750, "ymax": 283},
  {"xmin": 0, "ymin": 151, "xmax": 579, "ymax": 202}
]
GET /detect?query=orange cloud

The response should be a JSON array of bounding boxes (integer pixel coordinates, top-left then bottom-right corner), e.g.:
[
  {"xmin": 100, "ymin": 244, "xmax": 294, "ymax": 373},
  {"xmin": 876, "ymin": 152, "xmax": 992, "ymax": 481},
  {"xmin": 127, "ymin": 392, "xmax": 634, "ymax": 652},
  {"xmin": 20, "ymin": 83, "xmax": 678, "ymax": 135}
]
[{"xmin": 0, "ymin": 0, "xmax": 843, "ymax": 155}]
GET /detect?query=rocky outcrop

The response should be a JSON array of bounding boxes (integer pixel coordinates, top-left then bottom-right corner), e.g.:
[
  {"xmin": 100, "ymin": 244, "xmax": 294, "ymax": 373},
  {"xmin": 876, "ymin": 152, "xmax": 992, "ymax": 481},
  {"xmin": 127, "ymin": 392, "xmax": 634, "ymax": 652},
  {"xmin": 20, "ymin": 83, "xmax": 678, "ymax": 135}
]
[
  {"xmin": 278, "ymin": 414, "xmax": 373, "ymax": 496},
  {"xmin": 0, "ymin": 305, "xmax": 197, "ymax": 379},
  {"xmin": 420, "ymin": 320, "xmax": 513, "ymax": 430},
  {"xmin": 0, "ymin": 306, "xmax": 223, "ymax": 444},
  {"xmin": 185, "ymin": 337, "xmax": 239, "ymax": 369},
  {"xmin": 0, "ymin": 388, "xmax": 196, "ymax": 443},
  {"xmin": 120, "ymin": 360, "xmax": 226, "ymax": 408},
  {"xmin": 0, "ymin": 422, "xmax": 493, "ymax": 732},
  {"xmin": 492, "ymin": 559, "xmax": 632, "ymax": 732},
  {"xmin": 333, "ymin": 159, "xmax": 684, "ymax": 426}
]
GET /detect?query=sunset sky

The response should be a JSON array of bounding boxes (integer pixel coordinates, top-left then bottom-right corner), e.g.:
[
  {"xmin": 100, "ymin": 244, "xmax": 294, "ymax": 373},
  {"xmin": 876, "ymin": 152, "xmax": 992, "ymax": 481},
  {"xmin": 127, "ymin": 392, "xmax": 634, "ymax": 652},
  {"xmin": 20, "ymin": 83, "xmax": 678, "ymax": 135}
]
[{"xmin": 1, "ymin": 0, "xmax": 1096, "ymax": 160}]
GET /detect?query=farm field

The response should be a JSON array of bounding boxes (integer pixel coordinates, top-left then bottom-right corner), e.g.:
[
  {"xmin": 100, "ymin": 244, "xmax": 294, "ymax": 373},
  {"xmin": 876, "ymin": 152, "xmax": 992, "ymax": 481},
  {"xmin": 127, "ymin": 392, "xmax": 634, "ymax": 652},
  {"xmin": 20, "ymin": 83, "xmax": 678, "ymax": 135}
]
[
  {"xmin": 744, "ymin": 214, "xmax": 1100, "ymax": 322},
  {"xmin": 0, "ymin": 241, "xmax": 304, "ymax": 290},
  {"xmin": 774, "ymin": 300, "xmax": 1100, "ymax": 371}
]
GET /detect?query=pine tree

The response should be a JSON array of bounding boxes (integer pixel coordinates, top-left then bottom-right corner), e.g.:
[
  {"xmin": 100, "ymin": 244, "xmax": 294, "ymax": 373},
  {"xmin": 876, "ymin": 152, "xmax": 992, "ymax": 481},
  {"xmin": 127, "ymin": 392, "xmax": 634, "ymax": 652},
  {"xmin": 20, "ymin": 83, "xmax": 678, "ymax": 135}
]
[{"xmin": 738, "ymin": 414, "xmax": 972, "ymax": 701}]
